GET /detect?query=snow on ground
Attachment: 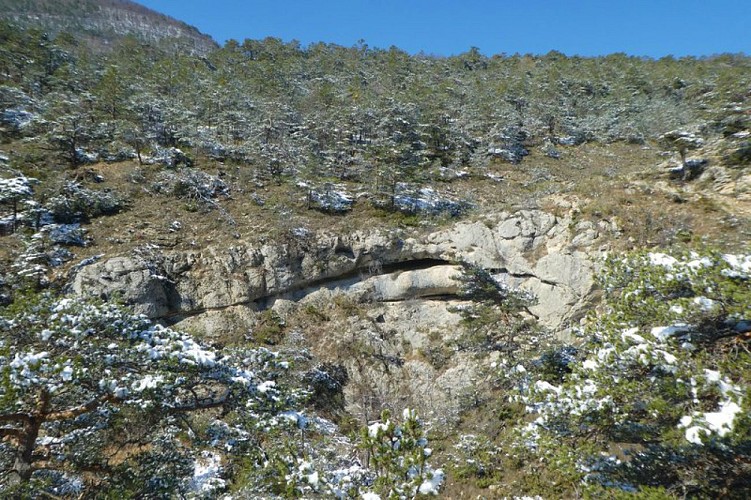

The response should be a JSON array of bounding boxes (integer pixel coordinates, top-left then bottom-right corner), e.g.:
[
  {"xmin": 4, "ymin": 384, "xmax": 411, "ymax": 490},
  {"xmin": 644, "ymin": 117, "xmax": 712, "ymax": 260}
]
[
  {"xmin": 190, "ymin": 451, "xmax": 226, "ymax": 494},
  {"xmin": 678, "ymin": 369, "xmax": 743, "ymax": 445}
]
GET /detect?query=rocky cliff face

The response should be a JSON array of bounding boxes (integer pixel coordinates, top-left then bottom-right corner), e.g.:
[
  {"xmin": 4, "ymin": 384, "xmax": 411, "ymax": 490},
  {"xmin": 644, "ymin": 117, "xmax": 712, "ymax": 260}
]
[
  {"xmin": 72, "ymin": 208, "xmax": 616, "ymax": 420},
  {"xmin": 72, "ymin": 209, "xmax": 611, "ymax": 331}
]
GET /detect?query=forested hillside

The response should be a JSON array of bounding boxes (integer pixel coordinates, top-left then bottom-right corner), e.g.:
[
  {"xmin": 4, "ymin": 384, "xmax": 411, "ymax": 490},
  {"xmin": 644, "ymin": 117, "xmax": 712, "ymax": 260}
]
[
  {"xmin": 0, "ymin": 0, "xmax": 217, "ymax": 53},
  {"xmin": 1, "ymin": 4, "xmax": 750, "ymax": 498}
]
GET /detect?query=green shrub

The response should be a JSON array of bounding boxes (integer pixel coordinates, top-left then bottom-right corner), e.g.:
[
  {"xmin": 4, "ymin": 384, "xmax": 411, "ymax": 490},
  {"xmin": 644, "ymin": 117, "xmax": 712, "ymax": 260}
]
[{"xmin": 505, "ymin": 250, "xmax": 751, "ymax": 497}]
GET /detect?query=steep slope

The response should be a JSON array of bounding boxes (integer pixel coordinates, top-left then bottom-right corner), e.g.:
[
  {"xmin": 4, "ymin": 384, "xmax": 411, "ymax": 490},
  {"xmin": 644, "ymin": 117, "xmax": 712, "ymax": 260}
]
[
  {"xmin": 0, "ymin": 0, "xmax": 217, "ymax": 53},
  {"xmin": 0, "ymin": 18, "xmax": 750, "ymax": 497}
]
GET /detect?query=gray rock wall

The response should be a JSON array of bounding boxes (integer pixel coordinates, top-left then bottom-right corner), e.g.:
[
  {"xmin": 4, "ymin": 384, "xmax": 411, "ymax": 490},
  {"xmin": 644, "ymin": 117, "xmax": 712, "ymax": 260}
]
[
  {"xmin": 71, "ymin": 208, "xmax": 618, "ymax": 422},
  {"xmin": 72, "ymin": 209, "xmax": 611, "ymax": 333}
]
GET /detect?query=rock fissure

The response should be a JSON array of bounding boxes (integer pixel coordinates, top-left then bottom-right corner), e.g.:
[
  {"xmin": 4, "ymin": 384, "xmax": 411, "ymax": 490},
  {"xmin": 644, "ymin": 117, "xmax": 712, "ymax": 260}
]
[
  {"xmin": 377, "ymin": 293, "xmax": 460, "ymax": 304},
  {"xmin": 160, "ymin": 300, "xmax": 253, "ymax": 323},
  {"xmin": 137, "ymin": 258, "xmax": 464, "ymax": 323},
  {"xmin": 487, "ymin": 268, "xmax": 560, "ymax": 288}
]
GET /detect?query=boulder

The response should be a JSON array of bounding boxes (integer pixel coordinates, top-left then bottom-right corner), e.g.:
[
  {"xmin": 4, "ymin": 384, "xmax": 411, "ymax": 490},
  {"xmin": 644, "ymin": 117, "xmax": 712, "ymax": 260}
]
[
  {"xmin": 668, "ymin": 158, "xmax": 708, "ymax": 181},
  {"xmin": 357, "ymin": 265, "xmax": 461, "ymax": 302},
  {"xmin": 71, "ymin": 208, "xmax": 610, "ymax": 423},
  {"xmin": 71, "ymin": 256, "xmax": 173, "ymax": 317}
]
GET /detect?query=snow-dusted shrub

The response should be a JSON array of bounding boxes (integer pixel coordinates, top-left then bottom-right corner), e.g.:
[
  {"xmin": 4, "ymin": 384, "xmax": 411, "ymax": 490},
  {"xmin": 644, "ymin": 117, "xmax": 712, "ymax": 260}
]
[
  {"xmin": 1, "ymin": 108, "xmax": 38, "ymax": 134},
  {"xmin": 305, "ymin": 182, "xmax": 354, "ymax": 214},
  {"xmin": 151, "ymin": 168, "xmax": 229, "ymax": 209},
  {"xmin": 147, "ymin": 147, "xmax": 193, "ymax": 169},
  {"xmin": 0, "ymin": 175, "xmax": 35, "ymax": 232},
  {"xmin": 43, "ymin": 223, "xmax": 87, "ymax": 246},
  {"xmin": 45, "ymin": 181, "xmax": 126, "ymax": 223},
  {"xmin": 8, "ymin": 233, "xmax": 78, "ymax": 292},
  {"xmin": 448, "ymin": 434, "xmax": 505, "ymax": 488},
  {"xmin": 510, "ymin": 250, "xmax": 751, "ymax": 497},
  {"xmin": 357, "ymin": 408, "xmax": 444, "ymax": 498},
  {"xmin": 487, "ymin": 144, "xmax": 529, "ymax": 164},
  {"xmin": 232, "ymin": 407, "xmax": 444, "ymax": 499},
  {"xmin": 0, "ymin": 292, "xmax": 302, "ymax": 497},
  {"xmin": 375, "ymin": 183, "xmax": 471, "ymax": 218}
]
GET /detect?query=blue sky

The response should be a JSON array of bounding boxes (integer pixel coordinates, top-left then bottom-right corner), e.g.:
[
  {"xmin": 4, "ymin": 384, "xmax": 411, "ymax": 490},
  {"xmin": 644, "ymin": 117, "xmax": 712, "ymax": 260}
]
[{"xmin": 139, "ymin": 0, "xmax": 750, "ymax": 57}]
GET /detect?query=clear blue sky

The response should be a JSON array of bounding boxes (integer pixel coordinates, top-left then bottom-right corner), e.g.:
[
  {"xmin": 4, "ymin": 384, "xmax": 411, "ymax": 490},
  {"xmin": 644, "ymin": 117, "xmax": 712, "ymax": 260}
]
[{"xmin": 138, "ymin": 0, "xmax": 750, "ymax": 57}]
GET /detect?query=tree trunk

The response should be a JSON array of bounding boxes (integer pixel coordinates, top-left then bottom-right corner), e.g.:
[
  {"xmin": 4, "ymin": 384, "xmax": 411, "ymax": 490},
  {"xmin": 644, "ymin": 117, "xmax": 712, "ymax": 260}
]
[
  {"xmin": 9, "ymin": 418, "xmax": 41, "ymax": 485},
  {"xmin": 11, "ymin": 199, "xmax": 17, "ymax": 233},
  {"xmin": 9, "ymin": 390, "xmax": 50, "ymax": 485}
]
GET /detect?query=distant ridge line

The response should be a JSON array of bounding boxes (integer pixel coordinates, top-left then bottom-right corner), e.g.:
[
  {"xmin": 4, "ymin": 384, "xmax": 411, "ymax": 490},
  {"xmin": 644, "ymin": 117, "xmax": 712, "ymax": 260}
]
[{"xmin": 0, "ymin": 0, "xmax": 218, "ymax": 54}]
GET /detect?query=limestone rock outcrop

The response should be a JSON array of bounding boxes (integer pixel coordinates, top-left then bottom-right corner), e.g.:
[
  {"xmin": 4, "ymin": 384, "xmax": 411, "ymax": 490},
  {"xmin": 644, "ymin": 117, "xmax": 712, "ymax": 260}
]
[
  {"xmin": 71, "ymin": 208, "xmax": 616, "ymax": 422},
  {"xmin": 72, "ymin": 209, "xmax": 611, "ymax": 331}
]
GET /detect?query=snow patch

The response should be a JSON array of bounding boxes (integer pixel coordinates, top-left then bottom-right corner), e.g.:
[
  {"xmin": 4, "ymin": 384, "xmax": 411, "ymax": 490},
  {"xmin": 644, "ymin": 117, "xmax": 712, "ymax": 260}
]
[
  {"xmin": 190, "ymin": 451, "xmax": 225, "ymax": 494},
  {"xmin": 418, "ymin": 469, "xmax": 445, "ymax": 495},
  {"xmin": 368, "ymin": 421, "xmax": 389, "ymax": 437},
  {"xmin": 648, "ymin": 253, "xmax": 678, "ymax": 269},
  {"xmin": 621, "ymin": 328, "xmax": 646, "ymax": 344},
  {"xmin": 534, "ymin": 380, "xmax": 561, "ymax": 394},
  {"xmin": 651, "ymin": 324, "xmax": 689, "ymax": 342},
  {"xmin": 257, "ymin": 380, "xmax": 276, "ymax": 393}
]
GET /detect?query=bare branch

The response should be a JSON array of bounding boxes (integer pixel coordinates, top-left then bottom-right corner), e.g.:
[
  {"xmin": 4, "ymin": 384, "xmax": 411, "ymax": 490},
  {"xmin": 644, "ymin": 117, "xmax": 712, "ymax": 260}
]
[
  {"xmin": 169, "ymin": 391, "xmax": 229, "ymax": 413},
  {"xmin": 0, "ymin": 413, "xmax": 32, "ymax": 425},
  {"xmin": 0, "ymin": 427, "xmax": 24, "ymax": 442},
  {"xmin": 46, "ymin": 394, "xmax": 117, "ymax": 422}
]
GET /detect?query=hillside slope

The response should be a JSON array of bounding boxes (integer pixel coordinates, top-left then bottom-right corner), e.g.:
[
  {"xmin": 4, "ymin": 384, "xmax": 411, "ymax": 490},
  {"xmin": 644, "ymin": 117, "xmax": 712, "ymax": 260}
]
[
  {"xmin": 0, "ymin": 0, "xmax": 217, "ymax": 53},
  {"xmin": 0, "ymin": 15, "xmax": 750, "ymax": 499}
]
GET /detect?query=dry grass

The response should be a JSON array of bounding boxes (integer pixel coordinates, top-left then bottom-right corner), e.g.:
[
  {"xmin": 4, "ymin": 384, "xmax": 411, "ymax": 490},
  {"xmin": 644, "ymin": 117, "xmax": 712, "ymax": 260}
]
[{"xmin": 3, "ymin": 138, "xmax": 750, "ymax": 283}]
